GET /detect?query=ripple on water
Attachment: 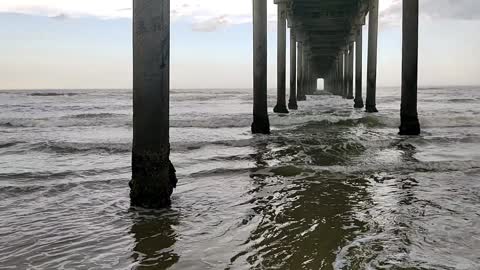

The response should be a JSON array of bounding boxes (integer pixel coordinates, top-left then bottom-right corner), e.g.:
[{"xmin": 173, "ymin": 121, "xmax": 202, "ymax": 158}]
[{"xmin": 1, "ymin": 88, "xmax": 479, "ymax": 269}]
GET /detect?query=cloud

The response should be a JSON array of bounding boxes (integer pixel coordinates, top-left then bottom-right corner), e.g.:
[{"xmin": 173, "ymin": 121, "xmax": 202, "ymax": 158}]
[
  {"xmin": 191, "ymin": 16, "xmax": 229, "ymax": 32},
  {"xmin": 380, "ymin": 0, "xmax": 402, "ymax": 26},
  {"xmin": 1, "ymin": 0, "xmax": 478, "ymax": 31},
  {"xmin": 380, "ymin": 0, "xmax": 480, "ymax": 27},
  {"xmin": 0, "ymin": 0, "xmax": 132, "ymax": 19},
  {"xmin": 173, "ymin": 0, "xmax": 277, "ymax": 31},
  {"xmin": 49, "ymin": 13, "xmax": 69, "ymax": 21},
  {"xmin": 420, "ymin": 0, "xmax": 480, "ymax": 20},
  {"xmin": 0, "ymin": 0, "xmax": 275, "ymax": 31}
]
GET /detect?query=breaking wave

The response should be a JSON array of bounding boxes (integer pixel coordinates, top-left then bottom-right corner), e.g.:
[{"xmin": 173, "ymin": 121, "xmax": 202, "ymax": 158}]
[
  {"xmin": 29, "ymin": 141, "xmax": 131, "ymax": 154},
  {"xmin": 29, "ymin": 92, "xmax": 80, "ymax": 97}
]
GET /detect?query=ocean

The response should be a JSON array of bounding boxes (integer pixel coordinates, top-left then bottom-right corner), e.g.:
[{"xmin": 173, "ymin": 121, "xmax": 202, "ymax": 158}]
[{"xmin": 0, "ymin": 87, "xmax": 479, "ymax": 269}]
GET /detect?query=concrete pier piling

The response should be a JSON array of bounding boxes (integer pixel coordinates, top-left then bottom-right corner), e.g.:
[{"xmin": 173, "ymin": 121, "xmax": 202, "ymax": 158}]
[
  {"xmin": 335, "ymin": 55, "xmax": 343, "ymax": 96},
  {"xmin": 331, "ymin": 61, "xmax": 336, "ymax": 94},
  {"xmin": 399, "ymin": 0, "xmax": 421, "ymax": 135},
  {"xmin": 343, "ymin": 50, "xmax": 348, "ymax": 98},
  {"xmin": 333, "ymin": 65, "xmax": 338, "ymax": 95},
  {"xmin": 252, "ymin": 0, "xmax": 270, "ymax": 134},
  {"xmin": 354, "ymin": 28, "xmax": 364, "ymax": 108},
  {"xmin": 312, "ymin": 76, "xmax": 316, "ymax": 93},
  {"xmin": 305, "ymin": 63, "xmax": 309, "ymax": 95},
  {"xmin": 288, "ymin": 32, "xmax": 298, "ymax": 110},
  {"xmin": 344, "ymin": 50, "xmax": 349, "ymax": 98},
  {"xmin": 366, "ymin": 0, "xmax": 379, "ymax": 113},
  {"xmin": 297, "ymin": 43, "xmax": 306, "ymax": 101},
  {"xmin": 131, "ymin": 0, "xmax": 177, "ymax": 209},
  {"xmin": 339, "ymin": 52, "xmax": 345, "ymax": 98},
  {"xmin": 347, "ymin": 43, "xmax": 354, "ymax": 99},
  {"xmin": 310, "ymin": 71, "xmax": 314, "ymax": 93},
  {"xmin": 274, "ymin": 1, "xmax": 289, "ymax": 114},
  {"xmin": 303, "ymin": 62, "xmax": 309, "ymax": 96}
]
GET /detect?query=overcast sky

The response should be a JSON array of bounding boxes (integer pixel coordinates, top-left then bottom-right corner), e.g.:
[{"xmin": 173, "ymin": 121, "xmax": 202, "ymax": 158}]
[{"xmin": 1, "ymin": 0, "xmax": 479, "ymax": 89}]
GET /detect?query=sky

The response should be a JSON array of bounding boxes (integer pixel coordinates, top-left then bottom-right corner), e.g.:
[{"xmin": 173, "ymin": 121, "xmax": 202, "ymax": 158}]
[{"xmin": 1, "ymin": 0, "xmax": 480, "ymax": 89}]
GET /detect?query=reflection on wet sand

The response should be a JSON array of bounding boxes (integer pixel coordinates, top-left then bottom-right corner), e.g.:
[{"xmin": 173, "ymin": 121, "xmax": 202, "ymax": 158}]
[
  {"xmin": 395, "ymin": 138, "xmax": 419, "ymax": 163},
  {"xmin": 130, "ymin": 209, "xmax": 180, "ymax": 269},
  {"xmin": 227, "ymin": 136, "xmax": 372, "ymax": 269}
]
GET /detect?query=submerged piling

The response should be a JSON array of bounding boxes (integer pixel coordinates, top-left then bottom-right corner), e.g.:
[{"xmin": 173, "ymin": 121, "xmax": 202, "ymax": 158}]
[
  {"xmin": 131, "ymin": 0, "xmax": 177, "ymax": 209},
  {"xmin": 274, "ymin": 2, "xmax": 289, "ymax": 114},
  {"xmin": 288, "ymin": 32, "xmax": 298, "ymax": 110},
  {"xmin": 341, "ymin": 52, "xmax": 346, "ymax": 98},
  {"xmin": 252, "ymin": 0, "xmax": 270, "ymax": 134},
  {"xmin": 354, "ymin": 28, "xmax": 364, "ymax": 108},
  {"xmin": 336, "ymin": 57, "xmax": 342, "ymax": 96},
  {"xmin": 366, "ymin": 0, "xmax": 379, "ymax": 113},
  {"xmin": 399, "ymin": 0, "xmax": 421, "ymax": 135},
  {"xmin": 347, "ymin": 43, "xmax": 354, "ymax": 99},
  {"xmin": 297, "ymin": 44, "xmax": 306, "ymax": 101}
]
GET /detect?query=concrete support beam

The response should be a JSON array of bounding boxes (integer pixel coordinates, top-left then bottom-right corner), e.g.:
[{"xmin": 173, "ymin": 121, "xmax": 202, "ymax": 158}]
[
  {"xmin": 354, "ymin": 27, "xmax": 364, "ymax": 108},
  {"xmin": 297, "ymin": 43, "xmax": 306, "ymax": 101},
  {"xmin": 274, "ymin": 3, "xmax": 289, "ymax": 113},
  {"xmin": 131, "ymin": 0, "xmax": 177, "ymax": 209},
  {"xmin": 289, "ymin": 32, "xmax": 298, "ymax": 110},
  {"xmin": 399, "ymin": 0, "xmax": 421, "ymax": 135},
  {"xmin": 347, "ymin": 43, "xmax": 354, "ymax": 99},
  {"xmin": 366, "ymin": 0, "xmax": 379, "ymax": 112},
  {"xmin": 252, "ymin": 0, "xmax": 270, "ymax": 134}
]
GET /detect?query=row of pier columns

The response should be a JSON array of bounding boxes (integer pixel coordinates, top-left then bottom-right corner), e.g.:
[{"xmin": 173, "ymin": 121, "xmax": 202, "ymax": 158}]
[
  {"xmin": 326, "ymin": 0, "xmax": 378, "ymax": 113},
  {"xmin": 130, "ymin": 0, "xmax": 421, "ymax": 208},
  {"xmin": 322, "ymin": 0, "xmax": 419, "ymax": 131}
]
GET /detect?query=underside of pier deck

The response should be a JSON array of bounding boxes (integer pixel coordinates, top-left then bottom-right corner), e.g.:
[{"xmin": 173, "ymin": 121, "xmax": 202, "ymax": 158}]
[{"xmin": 286, "ymin": 0, "xmax": 369, "ymax": 82}]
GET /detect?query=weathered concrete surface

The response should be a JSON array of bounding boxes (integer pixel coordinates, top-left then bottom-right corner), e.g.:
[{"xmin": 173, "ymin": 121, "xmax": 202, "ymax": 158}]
[
  {"xmin": 274, "ymin": 3, "xmax": 289, "ymax": 114},
  {"xmin": 252, "ymin": 0, "xmax": 271, "ymax": 134},
  {"xmin": 131, "ymin": 0, "xmax": 177, "ymax": 209},
  {"xmin": 399, "ymin": 0, "xmax": 421, "ymax": 135},
  {"xmin": 130, "ymin": 151, "xmax": 177, "ymax": 208}
]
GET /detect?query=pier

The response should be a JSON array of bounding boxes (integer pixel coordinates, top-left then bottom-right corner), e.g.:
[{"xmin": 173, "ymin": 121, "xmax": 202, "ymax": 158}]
[{"xmin": 131, "ymin": 0, "xmax": 421, "ymax": 208}]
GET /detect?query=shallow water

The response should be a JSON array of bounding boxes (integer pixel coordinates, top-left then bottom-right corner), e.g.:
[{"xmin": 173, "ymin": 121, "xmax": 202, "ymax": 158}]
[{"xmin": 0, "ymin": 87, "xmax": 479, "ymax": 269}]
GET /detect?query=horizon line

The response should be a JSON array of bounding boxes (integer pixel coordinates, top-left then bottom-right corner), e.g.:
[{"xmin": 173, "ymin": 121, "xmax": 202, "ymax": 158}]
[{"xmin": 1, "ymin": 84, "xmax": 479, "ymax": 91}]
